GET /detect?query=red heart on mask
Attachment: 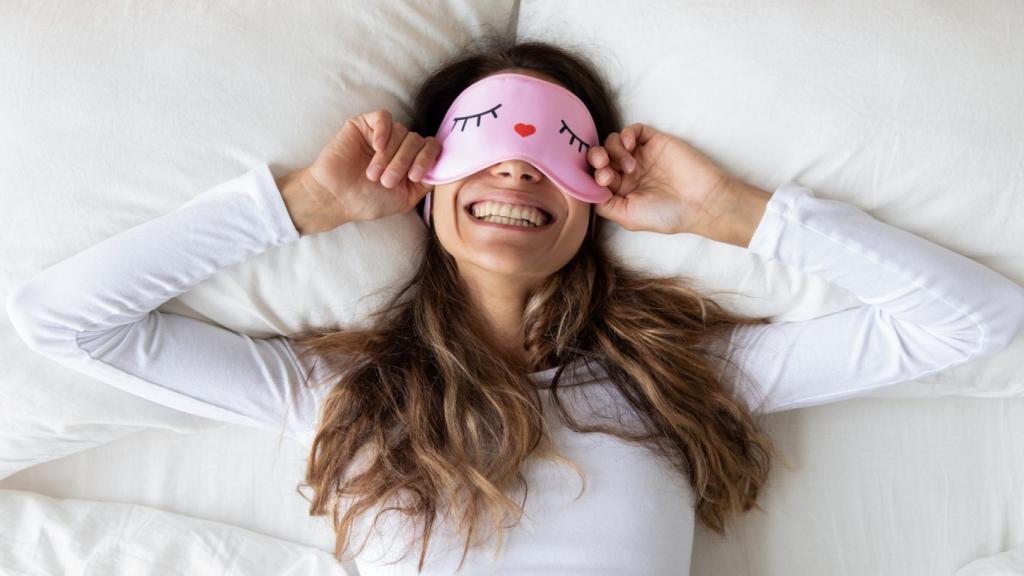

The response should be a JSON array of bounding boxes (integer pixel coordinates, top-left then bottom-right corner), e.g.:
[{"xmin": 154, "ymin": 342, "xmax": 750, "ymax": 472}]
[{"xmin": 514, "ymin": 123, "xmax": 536, "ymax": 137}]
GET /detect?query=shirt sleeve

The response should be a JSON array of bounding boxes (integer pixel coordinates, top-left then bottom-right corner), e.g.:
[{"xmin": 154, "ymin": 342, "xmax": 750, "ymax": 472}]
[
  {"xmin": 5, "ymin": 162, "xmax": 327, "ymax": 445},
  {"xmin": 721, "ymin": 182, "xmax": 1024, "ymax": 415}
]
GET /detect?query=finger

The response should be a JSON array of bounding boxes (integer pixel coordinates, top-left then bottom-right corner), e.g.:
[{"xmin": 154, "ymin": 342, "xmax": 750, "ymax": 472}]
[
  {"xmin": 408, "ymin": 136, "xmax": 441, "ymax": 182},
  {"xmin": 604, "ymin": 132, "xmax": 637, "ymax": 174},
  {"xmin": 621, "ymin": 122, "xmax": 644, "ymax": 151},
  {"xmin": 594, "ymin": 165, "xmax": 624, "ymax": 194},
  {"xmin": 594, "ymin": 193, "xmax": 628, "ymax": 227},
  {"xmin": 634, "ymin": 122, "xmax": 657, "ymax": 147},
  {"xmin": 367, "ymin": 120, "xmax": 408, "ymax": 182},
  {"xmin": 369, "ymin": 109, "xmax": 392, "ymax": 152},
  {"xmin": 380, "ymin": 131, "xmax": 425, "ymax": 188},
  {"xmin": 587, "ymin": 145, "xmax": 610, "ymax": 170}
]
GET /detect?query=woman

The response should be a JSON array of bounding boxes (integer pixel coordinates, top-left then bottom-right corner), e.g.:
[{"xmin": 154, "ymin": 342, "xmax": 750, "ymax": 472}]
[{"xmin": 8, "ymin": 36, "xmax": 1024, "ymax": 575}]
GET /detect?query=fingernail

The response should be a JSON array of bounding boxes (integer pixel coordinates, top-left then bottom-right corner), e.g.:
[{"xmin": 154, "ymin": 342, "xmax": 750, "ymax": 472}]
[
  {"xmin": 408, "ymin": 166, "xmax": 423, "ymax": 181},
  {"xmin": 626, "ymin": 158, "xmax": 636, "ymax": 172},
  {"xmin": 366, "ymin": 164, "xmax": 383, "ymax": 180},
  {"xmin": 381, "ymin": 171, "xmax": 398, "ymax": 187}
]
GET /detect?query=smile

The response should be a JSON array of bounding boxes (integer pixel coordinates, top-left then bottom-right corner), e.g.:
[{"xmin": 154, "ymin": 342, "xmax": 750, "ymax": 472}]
[{"xmin": 464, "ymin": 204, "xmax": 554, "ymax": 232}]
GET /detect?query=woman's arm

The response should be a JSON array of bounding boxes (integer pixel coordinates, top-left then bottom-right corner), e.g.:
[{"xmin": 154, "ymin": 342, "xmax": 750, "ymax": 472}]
[
  {"xmin": 715, "ymin": 180, "xmax": 1024, "ymax": 414},
  {"xmin": 690, "ymin": 178, "xmax": 773, "ymax": 248},
  {"xmin": 6, "ymin": 163, "xmax": 327, "ymax": 445},
  {"xmin": 276, "ymin": 166, "xmax": 348, "ymax": 237}
]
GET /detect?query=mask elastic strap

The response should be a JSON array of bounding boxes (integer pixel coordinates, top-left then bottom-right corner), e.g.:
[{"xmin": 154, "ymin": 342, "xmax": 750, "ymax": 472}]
[{"xmin": 423, "ymin": 190, "xmax": 433, "ymax": 229}]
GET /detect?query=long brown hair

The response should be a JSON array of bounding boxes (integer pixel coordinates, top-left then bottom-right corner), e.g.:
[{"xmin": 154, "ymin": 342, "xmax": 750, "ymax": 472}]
[{"xmin": 290, "ymin": 33, "xmax": 780, "ymax": 572}]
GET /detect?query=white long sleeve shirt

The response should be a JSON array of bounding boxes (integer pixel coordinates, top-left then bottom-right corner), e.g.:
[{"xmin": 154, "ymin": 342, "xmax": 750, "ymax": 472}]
[{"xmin": 7, "ymin": 163, "xmax": 1024, "ymax": 576}]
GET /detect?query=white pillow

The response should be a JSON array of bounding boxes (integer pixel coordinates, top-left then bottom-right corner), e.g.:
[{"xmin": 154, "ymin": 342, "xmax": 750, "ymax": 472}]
[
  {"xmin": 517, "ymin": 0, "xmax": 1024, "ymax": 399},
  {"xmin": 0, "ymin": 0, "xmax": 516, "ymax": 479}
]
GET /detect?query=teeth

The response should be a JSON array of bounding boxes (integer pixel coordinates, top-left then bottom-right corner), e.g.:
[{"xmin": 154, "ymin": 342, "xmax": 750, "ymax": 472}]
[
  {"xmin": 471, "ymin": 201, "xmax": 548, "ymax": 226},
  {"xmin": 479, "ymin": 214, "xmax": 536, "ymax": 227}
]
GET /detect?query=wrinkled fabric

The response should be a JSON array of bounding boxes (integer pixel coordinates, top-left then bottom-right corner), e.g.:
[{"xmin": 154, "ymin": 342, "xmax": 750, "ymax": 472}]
[{"xmin": 7, "ymin": 164, "xmax": 1023, "ymax": 575}]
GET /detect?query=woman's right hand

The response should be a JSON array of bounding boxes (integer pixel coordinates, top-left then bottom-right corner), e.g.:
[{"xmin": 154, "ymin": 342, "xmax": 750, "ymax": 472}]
[{"xmin": 284, "ymin": 109, "xmax": 440, "ymax": 235}]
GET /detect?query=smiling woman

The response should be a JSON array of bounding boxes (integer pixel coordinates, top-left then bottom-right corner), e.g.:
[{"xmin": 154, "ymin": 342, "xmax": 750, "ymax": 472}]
[
  {"xmin": 284, "ymin": 35, "xmax": 785, "ymax": 573},
  {"xmin": 11, "ymin": 24, "xmax": 1021, "ymax": 576},
  {"xmin": 414, "ymin": 69, "xmax": 612, "ymax": 368}
]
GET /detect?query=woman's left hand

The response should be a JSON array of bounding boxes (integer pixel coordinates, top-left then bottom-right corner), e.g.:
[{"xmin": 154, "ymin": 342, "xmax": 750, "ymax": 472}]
[{"xmin": 588, "ymin": 123, "xmax": 735, "ymax": 236}]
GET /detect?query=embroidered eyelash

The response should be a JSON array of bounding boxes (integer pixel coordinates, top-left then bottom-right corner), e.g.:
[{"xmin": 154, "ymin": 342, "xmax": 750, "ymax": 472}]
[
  {"xmin": 452, "ymin": 103, "xmax": 503, "ymax": 131},
  {"xmin": 450, "ymin": 104, "xmax": 592, "ymax": 155},
  {"xmin": 560, "ymin": 119, "xmax": 591, "ymax": 153}
]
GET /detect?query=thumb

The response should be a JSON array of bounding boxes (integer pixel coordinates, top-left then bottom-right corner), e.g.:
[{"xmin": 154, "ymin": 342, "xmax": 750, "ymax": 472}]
[
  {"xmin": 404, "ymin": 180, "xmax": 433, "ymax": 213},
  {"xmin": 594, "ymin": 194, "xmax": 628, "ymax": 226}
]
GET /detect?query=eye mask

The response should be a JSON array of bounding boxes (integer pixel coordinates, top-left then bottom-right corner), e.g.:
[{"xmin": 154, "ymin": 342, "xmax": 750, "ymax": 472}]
[{"xmin": 418, "ymin": 72, "xmax": 612, "ymax": 227}]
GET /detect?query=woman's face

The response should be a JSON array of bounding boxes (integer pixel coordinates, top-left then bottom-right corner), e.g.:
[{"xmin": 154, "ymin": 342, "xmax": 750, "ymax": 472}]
[{"xmin": 429, "ymin": 69, "xmax": 593, "ymax": 282}]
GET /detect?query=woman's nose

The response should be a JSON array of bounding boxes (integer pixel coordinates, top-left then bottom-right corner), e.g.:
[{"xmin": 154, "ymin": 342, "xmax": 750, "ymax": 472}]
[{"xmin": 490, "ymin": 159, "xmax": 544, "ymax": 183}]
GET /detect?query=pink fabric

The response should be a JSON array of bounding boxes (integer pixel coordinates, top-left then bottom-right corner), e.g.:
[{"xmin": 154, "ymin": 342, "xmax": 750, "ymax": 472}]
[{"xmin": 420, "ymin": 72, "xmax": 612, "ymax": 227}]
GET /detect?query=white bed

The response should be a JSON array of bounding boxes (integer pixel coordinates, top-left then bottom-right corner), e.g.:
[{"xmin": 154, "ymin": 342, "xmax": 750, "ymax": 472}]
[{"xmin": 2, "ymin": 1, "xmax": 1023, "ymax": 575}]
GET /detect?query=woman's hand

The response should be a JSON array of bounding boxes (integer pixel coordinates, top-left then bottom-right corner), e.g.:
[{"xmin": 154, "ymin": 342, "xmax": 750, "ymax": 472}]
[
  {"xmin": 588, "ymin": 123, "xmax": 736, "ymax": 236},
  {"xmin": 280, "ymin": 109, "xmax": 439, "ymax": 235}
]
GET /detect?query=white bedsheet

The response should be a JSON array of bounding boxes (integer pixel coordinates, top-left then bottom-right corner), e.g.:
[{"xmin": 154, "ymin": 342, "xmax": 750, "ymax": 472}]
[
  {"xmin": 0, "ymin": 489, "xmax": 347, "ymax": 576},
  {"xmin": 4, "ymin": 397, "xmax": 1023, "ymax": 575}
]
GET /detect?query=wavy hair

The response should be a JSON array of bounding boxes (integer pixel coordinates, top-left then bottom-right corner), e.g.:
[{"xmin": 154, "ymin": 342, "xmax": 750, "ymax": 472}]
[{"xmin": 290, "ymin": 33, "xmax": 780, "ymax": 573}]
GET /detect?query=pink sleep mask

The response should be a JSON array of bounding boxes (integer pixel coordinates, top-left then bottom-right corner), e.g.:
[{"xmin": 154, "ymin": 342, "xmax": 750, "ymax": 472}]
[{"xmin": 418, "ymin": 72, "xmax": 612, "ymax": 227}]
